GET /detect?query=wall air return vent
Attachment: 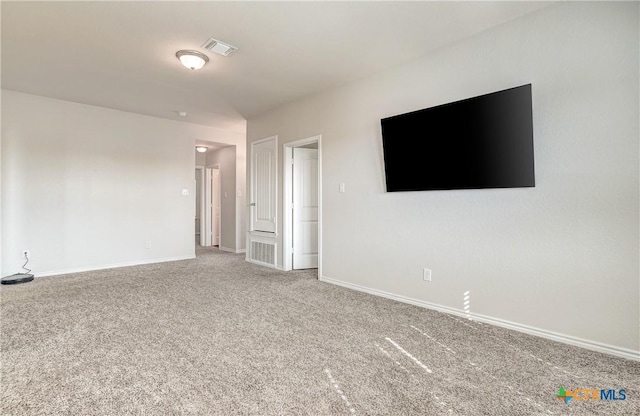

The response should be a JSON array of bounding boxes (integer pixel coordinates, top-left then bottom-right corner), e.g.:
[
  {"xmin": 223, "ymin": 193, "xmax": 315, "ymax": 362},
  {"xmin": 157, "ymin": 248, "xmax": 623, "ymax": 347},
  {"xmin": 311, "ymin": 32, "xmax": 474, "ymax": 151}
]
[
  {"xmin": 249, "ymin": 239, "xmax": 276, "ymax": 267},
  {"xmin": 201, "ymin": 38, "xmax": 238, "ymax": 57}
]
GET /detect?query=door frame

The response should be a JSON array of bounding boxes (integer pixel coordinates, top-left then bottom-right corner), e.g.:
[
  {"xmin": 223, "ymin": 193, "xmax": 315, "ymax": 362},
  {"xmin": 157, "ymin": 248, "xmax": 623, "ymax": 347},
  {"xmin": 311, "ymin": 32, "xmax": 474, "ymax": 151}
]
[
  {"xmin": 196, "ymin": 166, "xmax": 206, "ymax": 247},
  {"xmin": 283, "ymin": 135, "xmax": 322, "ymax": 275}
]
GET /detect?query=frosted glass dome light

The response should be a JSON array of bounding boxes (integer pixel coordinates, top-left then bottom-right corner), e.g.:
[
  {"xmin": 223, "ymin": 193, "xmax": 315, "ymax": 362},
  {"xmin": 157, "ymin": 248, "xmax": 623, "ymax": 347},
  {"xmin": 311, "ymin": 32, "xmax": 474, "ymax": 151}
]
[{"xmin": 176, "ymin": 50, "xmax": 209, "ymax": 70}]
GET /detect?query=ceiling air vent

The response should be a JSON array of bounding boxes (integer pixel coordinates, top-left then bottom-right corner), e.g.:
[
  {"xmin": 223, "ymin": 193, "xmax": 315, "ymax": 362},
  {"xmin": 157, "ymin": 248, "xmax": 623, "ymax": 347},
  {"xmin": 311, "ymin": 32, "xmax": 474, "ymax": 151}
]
[{"xmin": 201, "ymin": 38, "xmax": 238, "ymax": 57}]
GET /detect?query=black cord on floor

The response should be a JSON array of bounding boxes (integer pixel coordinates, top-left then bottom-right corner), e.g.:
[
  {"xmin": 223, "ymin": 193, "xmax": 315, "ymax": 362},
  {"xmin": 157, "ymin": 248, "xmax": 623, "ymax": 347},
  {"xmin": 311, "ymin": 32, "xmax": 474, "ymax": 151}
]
[{"xmin": 22, "ymin": 254, "xmax": 32, "ymax": 274}]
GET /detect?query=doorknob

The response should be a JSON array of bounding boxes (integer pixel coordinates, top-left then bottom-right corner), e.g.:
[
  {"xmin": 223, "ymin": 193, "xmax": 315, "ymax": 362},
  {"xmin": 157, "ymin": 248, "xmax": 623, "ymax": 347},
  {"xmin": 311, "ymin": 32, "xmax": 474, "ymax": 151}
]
[{"xmin": 250, "ymin": 202, "xmax": 256, "ymax": 206}]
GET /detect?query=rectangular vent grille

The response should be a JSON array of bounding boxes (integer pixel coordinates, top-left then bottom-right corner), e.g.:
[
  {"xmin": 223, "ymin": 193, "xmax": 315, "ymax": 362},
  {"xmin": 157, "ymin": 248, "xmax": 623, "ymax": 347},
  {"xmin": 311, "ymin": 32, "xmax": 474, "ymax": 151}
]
[
  {"xmin": 250, "ymin": 240, "xmax": 275, "ymax": 266},
  {"xmin": 201, "ymin": 37, "xmax": 238, "ymax": 57}
]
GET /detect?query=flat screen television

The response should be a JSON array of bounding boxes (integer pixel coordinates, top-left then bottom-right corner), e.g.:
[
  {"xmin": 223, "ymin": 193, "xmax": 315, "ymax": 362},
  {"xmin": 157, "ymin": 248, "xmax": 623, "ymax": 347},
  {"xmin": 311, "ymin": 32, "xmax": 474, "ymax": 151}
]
[{"xmin": 380, "ymin": 84, "xmax": 535, "ymax": 192}]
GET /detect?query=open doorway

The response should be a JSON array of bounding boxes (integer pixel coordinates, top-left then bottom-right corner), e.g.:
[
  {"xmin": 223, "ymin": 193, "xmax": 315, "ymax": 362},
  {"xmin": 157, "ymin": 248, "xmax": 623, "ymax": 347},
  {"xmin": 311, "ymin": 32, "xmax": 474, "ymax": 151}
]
[{"xmin": 283, "ymin": 135, "xmax": 322, "ymax": 275}]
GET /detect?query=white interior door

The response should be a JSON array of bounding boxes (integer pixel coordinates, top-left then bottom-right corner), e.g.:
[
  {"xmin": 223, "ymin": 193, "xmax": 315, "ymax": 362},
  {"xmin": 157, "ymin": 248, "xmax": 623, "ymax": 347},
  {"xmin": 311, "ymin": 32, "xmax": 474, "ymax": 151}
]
[
  {"xmin": 212, "ymin": 168, "xmax": 220, "ymax": 246},
  {"xmin": 205, "ymin": 168, "xmax": 213, "ymax": 246},
  {"xmin": 251, "ymin": 137, "xmax": 277, "ymax": 233},
  {"xmin": 204, "ymin": 167, "xmax": 220, "ymax": 246},
  {"xmin": 293, "ymin": 148, "xmax": 318, "ymax": 269},
  {"xmin": 195, "ymin": 168, "xmax": 202, "ymax": 246}
]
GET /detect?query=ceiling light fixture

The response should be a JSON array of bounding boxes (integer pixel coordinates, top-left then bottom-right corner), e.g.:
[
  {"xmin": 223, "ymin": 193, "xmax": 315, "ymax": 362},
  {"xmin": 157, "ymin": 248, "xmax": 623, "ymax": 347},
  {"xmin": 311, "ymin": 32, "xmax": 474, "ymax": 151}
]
[
  {"xmin": 176, "ymin": 50, "xmax": 209, "ymax": 70},
  {"xmin": 196, "ymin": 146, "xmax": 208, "ymax": 153}
]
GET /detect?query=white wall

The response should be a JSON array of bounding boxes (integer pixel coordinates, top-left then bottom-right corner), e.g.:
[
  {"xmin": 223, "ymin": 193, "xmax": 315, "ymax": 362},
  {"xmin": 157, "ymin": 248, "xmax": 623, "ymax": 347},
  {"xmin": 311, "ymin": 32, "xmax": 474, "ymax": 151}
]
[
  {"xmin": 1, "ymin": 90, "xmax": 240, "ymax": 275},
  {"xmin": 247, "ymin": 2, "xmax": 639, "ymax": 356},
  {"xmin": 195, "ymin": 152, "xmax": 207, "ymax": 166},
  {"xmin": 206, "ymin": 146, "xmax": 238, "ymax": 251}
]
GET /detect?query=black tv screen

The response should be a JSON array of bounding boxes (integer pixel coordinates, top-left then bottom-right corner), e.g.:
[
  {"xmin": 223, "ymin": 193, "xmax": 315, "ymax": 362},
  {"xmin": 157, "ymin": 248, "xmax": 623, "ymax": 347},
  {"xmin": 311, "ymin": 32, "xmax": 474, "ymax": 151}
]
[{"xmin": 381, "ymin": 84, "xmax": 535, "ymax": 192}]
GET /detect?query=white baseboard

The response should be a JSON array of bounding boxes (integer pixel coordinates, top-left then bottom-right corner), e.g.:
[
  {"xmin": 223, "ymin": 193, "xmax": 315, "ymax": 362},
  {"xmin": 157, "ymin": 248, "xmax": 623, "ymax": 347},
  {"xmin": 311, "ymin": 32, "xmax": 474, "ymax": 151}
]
[
  {"xmin": 34, "ymin": 255, "xmax": 195, "ymax": 278},
  {"xmin": 246, "ymin": 258, "xmax": 278, "ymax": 269},
  {"xmin": 319, "ymin": 275, "xmax": 640, "ymax": 362},
  {"xmin": 219, "ymin": 246, "xmax": 246, "ymax": 254}
]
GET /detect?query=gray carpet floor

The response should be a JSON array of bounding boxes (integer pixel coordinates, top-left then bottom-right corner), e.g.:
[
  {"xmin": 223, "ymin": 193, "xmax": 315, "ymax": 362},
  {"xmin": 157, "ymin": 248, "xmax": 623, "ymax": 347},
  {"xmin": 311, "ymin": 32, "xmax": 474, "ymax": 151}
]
[{"xmin": 1, "ymin": 247, "xmax": 638, "ymax": 415}]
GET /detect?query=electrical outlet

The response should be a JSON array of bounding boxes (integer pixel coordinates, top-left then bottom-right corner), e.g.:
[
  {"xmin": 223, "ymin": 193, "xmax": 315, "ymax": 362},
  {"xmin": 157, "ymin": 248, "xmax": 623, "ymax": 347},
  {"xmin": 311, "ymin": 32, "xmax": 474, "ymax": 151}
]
[
  {"xmin": 145, "ymin": 241, "xmax": 151, "ymax": 249},
  {"xmin": 423, "ymin": 268, "xmax": 432, "ymax": 282},
  {"xmin": 22, "ymin": 250, "xmax": 30, "ymax": 259}
]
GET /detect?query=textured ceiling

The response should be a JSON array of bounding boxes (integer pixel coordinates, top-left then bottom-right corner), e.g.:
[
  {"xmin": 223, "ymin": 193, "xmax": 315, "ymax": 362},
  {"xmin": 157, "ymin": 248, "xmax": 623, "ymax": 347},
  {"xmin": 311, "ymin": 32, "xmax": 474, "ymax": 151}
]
[{"xmin": 1, "ymin": 1, "xmax": 552, "ymax": 129}]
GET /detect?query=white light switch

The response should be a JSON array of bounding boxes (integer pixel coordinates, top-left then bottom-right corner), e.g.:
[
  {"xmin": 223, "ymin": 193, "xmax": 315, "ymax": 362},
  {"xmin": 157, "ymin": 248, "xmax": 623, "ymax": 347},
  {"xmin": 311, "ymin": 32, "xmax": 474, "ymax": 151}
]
[
  {"xmin": 339, "ymin": 183, "xmax": 345, "ymax": 193},
  {"xmin": 181, "ymin": 189, "xmax": 189, "ymax": 196},
  {"xmin": 423, "ymin": 268, "xmax": 432, "ymax": 282}
]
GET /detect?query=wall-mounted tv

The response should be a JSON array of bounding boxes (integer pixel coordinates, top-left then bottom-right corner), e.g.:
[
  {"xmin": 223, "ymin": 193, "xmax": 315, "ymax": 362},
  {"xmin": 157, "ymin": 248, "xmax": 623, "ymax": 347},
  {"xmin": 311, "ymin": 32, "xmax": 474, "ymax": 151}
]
[{"xmin": 380, "ymin": 84, "xmax": 535, "ymax": 192}]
